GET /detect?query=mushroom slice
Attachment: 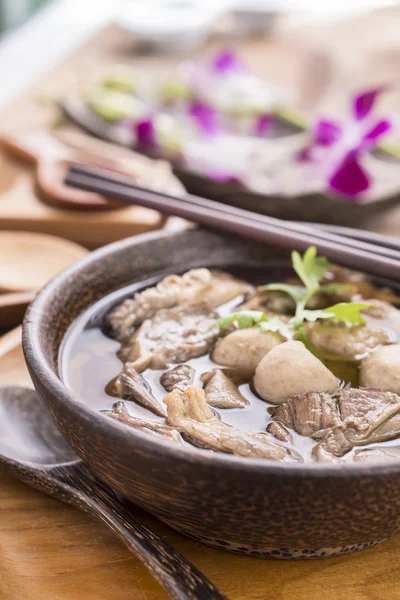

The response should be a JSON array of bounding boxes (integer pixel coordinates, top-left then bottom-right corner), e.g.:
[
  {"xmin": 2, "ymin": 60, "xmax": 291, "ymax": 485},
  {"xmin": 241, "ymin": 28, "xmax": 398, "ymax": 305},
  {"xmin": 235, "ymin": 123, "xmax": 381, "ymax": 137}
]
[
  {"xmin": 212, "ymin": 327, "xmax": 284, "ymax": 372},
  {"xmin": 201, "ymin": 369, "xmax": 249, "ymax": 409},
  {"xmin": 353, "ymin": 446, "xmax": 400, "ymax": 462},
  {"xmin": 119, "ymin": 302, "xmax": 218, "ymax": 371},
  {"xmin": 266, "ymin": 422, "xmax": 293, "ymax": 444},
  {"xmin": 160, "ymin": 364, "xmax": 195, "ymax": 392},
  {"xmin": 103, "ymin": 401, "xmax": 182, "ymax": 444},
  {"xmin": 111, "ymin": 362, "xmax": 167, "ymax": 417},
  {"xmin": 164, "ymin": 387, "xmax": 299, "ymax": 461},
  {"xmin": 107, "ymin": 268, "xmax": 212, "ymax": 339}
]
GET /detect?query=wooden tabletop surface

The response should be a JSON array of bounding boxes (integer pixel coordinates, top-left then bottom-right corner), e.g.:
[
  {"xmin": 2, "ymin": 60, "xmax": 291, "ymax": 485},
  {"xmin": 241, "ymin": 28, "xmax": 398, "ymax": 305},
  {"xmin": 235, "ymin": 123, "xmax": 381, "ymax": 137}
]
[{"xmin": 1, "ymin": 22, "xmax": 400, "ymax": 600}]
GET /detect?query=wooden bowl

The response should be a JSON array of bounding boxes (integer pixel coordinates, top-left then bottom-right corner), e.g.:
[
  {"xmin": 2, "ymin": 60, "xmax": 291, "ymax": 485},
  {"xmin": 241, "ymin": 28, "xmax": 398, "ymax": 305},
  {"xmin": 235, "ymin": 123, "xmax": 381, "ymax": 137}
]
[{"xmin": 23, "ymin": 228, "xmax": 400, "ymax": 559}]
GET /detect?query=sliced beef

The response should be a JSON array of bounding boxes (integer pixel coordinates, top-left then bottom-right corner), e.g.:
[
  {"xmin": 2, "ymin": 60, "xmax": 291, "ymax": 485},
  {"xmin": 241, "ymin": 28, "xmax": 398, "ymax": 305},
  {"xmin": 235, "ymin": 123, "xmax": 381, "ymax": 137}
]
[
  {"xmin": 200, "ymin": 271, "xmax": 254, "ymax": 307},
  {"xmin": 119, "ymin": 302, "xmax": 218, "ymax": 371},
  {"xmin": 312, "ymin": 388, "xmax": 400, "ymax": 462},
  {"xmin": 274, "ymin": 391, "xmax": 340, "ymax": 437},
  {"xmin": 160, "ymin": 364, "xmax": 195, "ymax": 392},
  {"xmin": 103, "ymin": 401, "xmax": 182, "ymax": 443},
  {"xmin": 164, "ymin": 387, "xmax": 299, "ymax": 461},
  {"xmin": 212, "ymin": 327, "xmax": 284, "ymax": 372},
  {"xmin": 110, "ymin": 362, "xmax": 167, "ymax": 417},
  {"xmin": 107, "ymin": 268, "xmax": 252, "ymax": 340},
  {"xmin": 201, "ymin": 369, "xmax": 249, "ymax": 409}
]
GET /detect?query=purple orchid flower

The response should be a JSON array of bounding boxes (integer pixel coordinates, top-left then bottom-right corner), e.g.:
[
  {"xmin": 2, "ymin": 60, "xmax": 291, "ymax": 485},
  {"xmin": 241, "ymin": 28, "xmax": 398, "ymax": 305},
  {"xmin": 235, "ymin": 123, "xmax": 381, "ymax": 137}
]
[
  {"xmin": 254, "ymin": 114, "xmax": 274, "ymax": 136},
  {"xmin": 299, "ymin": 87, "xmax": 393, "ymax": 199},
  {"xmin": 135, "ymin": 117, "xmax": 157, "ymax": 151},
  {"xmin": 210, "ymin": 50, "xmax": 245, "ymax": 74},
  {"xmin": 189, "ymin": 101, "xmax": 220, "ymax": 136}
]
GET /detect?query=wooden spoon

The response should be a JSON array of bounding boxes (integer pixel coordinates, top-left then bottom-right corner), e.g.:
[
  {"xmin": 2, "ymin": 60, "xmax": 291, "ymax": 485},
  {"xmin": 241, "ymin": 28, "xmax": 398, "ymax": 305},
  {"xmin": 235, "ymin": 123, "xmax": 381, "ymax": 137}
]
[
  {"xmin": 0, "ymin": 384, "xmax": 227, "ymax": 600},
  {"xmin": 0, "ymin": 231, "xmax": 88, "ymax": 293}
]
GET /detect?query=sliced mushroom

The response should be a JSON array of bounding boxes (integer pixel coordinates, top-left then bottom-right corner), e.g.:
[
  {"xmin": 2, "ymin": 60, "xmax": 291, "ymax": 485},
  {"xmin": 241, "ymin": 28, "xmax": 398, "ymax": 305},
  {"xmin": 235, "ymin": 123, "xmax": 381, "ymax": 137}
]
[
  {"xmin": 201, "ymin": 369, "xmax": 249, "ymax": 409},
  {"xmin": 266, "ymin": 422, "xmax": 293, "ymax": 444},
  {"xmin": 103, "ymin": 401, "xmax": 182, "ymax": 443},
  {"xmin": 160, "ymin": 364, "xmax": 195, "ymax": 392},
  {"xmin": 164, "ymin": 387, "xmax": 299, "ymax": 461},
  {"xmin": 111, "ymin": 362, "xmax": 167, "ymax": 417}
]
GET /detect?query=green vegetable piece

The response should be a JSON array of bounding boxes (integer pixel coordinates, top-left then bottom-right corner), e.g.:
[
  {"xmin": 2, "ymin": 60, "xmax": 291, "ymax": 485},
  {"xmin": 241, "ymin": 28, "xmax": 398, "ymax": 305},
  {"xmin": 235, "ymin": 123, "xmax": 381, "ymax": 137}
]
[
  {"xmin": 87, "ymin": 88, "xmax": 141, "ymax": 122},
  {"xmin": 322, "ymin": 302, "xmax": 373, "ymax": 326},
  {"xmin": 292, "ymin": 246, "xmax": 330, "ymax": 296},
  {"xmin": 262, "ymin": 283, "xmax": 307, "ymax": 304},
  {"xmin": 213, "ymin": 310, "xmax": 267, "ymax": 333},
  {"xmin": 102, "ymin": 68, "xmax": 138, "ymax": 93}
]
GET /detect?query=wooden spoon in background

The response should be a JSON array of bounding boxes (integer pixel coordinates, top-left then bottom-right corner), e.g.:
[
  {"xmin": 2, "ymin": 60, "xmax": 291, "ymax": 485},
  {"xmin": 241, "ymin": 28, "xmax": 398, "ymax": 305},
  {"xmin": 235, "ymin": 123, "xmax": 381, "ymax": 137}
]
[
  {"xmin": 0, "ymin": 231, "xmax": 88, "ymax": 294},
  {"xmin": 0, "ymin": 231, "xmax": 87, "ymax": 328},
  {"xmin": 0, "ymin": 327, "xmax": 30, "ymax": 387}
]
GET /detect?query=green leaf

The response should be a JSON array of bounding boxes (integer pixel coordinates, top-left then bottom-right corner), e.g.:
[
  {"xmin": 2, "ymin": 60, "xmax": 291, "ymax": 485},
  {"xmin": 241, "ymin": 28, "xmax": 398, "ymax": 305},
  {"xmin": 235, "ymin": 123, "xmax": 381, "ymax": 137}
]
[
  {"xmin": 292, "ymin": 246, "xmax": 330, "ymax": 295},
  {"xmin": 262, "ymin": 283, "xmax": 307, "ymax": 304},
  {"xmin": 213, "ymin": 310, "xmax": 267, "ymax": 332},
  {"xmin": 322, "ymin": 302, "xmax": 373, "ymax": 326},
  {"xmin": 300, "ymin": 309, "xmax": 336, "ymax": 323},
  {"xmin": 259, "ymin": 317, "xmax": 291, "ymax": 336}
]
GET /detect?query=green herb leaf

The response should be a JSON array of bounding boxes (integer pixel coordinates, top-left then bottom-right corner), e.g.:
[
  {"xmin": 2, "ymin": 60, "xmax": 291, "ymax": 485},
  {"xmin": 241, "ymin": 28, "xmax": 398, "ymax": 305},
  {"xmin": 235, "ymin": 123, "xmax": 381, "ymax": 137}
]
[
  {"xmin": 259, "ymin": 317, "xmax": 291, "ymax": 336},
  {"xmin": 213, "ymin": 310, "xmax": 266, "ymax": 332},
  {"xmin": 300, "ymin": 309, "xmax": 336, "ymax": 322},
  {"xmin": 261, "ymin": 283, "xmax": 307, "ymax": 304},
  {"xmin": 292, "ymin": 246, "xmax": 330, "ymax": 296},
  {"xmin": 322, "ymin": 302, "xmax": 373, "ymax": 326}
]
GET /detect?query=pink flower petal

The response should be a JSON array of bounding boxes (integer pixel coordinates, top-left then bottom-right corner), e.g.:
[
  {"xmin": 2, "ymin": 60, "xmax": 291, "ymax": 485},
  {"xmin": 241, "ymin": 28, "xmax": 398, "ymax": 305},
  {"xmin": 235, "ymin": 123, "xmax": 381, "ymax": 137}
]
[
  {"xmin": 254, "ymin": 114, "xmax": 274, "ymax": 136},
  {"xmin": 211, "ymin": 50, "xmax": 244, "ymax": 74},
  {"xmin": 135, "ymin": 118, "xmax": 157, "ymax": 150},
  {"xmin": 313, "ymin": 119, "xmax": 342, "ymax": 146},
  {"xmin": 189, "ymin": 102, "xmax": 220, "ymax": 135},
  {"xmin": 353, "ymin": 87, "xmax": 384, "ymax": 121},
  {"xmin": 362, "ymin": 118, "xmax": 392, "ymax": 147},
  {"xmin": 207, "ymin": 169, "xmax": 243, "ymax": 185},
  {"xmin": 329, "ymin": 151, "xmax": 370, "ymax": 198}
]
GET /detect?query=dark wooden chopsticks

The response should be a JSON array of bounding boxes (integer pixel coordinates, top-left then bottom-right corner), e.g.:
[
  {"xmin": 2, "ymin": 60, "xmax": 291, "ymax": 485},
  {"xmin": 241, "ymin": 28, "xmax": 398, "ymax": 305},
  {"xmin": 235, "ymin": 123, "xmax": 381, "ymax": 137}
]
[{"xmin": 65, "ymin": 163, "xmax": 400, "ymax": 281}]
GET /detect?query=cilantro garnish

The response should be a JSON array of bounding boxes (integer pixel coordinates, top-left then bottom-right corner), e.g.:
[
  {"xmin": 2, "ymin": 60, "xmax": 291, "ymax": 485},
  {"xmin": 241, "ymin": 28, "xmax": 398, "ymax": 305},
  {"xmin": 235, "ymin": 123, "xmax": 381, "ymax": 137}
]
[{"xmin": 213, "ymin": 247, "xmax": 372, "ymax": 352}]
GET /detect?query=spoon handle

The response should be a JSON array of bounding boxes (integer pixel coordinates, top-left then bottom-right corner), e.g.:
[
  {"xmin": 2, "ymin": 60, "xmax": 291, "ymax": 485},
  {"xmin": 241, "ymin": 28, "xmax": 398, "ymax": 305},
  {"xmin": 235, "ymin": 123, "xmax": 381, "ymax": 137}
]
[{"xmin": 58, "ymin": 463, "xmax": 228, "ymax": 600}]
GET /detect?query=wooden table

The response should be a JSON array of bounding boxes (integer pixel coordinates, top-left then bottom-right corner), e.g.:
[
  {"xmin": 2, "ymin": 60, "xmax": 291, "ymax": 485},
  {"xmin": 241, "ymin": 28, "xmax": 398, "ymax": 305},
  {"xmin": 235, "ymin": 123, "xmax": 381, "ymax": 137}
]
[{"xmin": 1, "ymin": 23, "xmax": 400, "ymax": 600}]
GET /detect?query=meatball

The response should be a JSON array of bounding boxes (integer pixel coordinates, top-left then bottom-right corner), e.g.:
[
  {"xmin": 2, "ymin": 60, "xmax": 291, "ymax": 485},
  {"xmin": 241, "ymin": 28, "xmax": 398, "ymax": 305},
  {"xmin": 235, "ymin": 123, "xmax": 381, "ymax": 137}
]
[
  {"xmin": 212, "ymin": 327, "xmax": 284, "ymax": 372},
  {"xmin": 254, "ymin": 341, "xmax": 339, "ymax": 404},
  {"xmin": 360, "ymin": 344, "xmax": 400, "ymax": 394}
]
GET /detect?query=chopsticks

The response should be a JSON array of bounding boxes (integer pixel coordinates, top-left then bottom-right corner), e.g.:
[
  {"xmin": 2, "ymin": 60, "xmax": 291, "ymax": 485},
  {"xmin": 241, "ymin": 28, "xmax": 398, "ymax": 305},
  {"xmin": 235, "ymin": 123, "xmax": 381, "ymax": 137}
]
[{"xmin": 65, "ymin": 163, "xmax": 400, "ymax": 281}]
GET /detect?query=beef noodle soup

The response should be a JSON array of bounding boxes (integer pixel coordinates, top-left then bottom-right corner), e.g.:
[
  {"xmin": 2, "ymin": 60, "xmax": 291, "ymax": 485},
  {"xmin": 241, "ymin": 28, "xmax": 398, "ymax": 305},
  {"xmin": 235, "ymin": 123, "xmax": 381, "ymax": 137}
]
[{"xmin": 61, "ymin": 247, "xmax": 400, "ymax": 464}]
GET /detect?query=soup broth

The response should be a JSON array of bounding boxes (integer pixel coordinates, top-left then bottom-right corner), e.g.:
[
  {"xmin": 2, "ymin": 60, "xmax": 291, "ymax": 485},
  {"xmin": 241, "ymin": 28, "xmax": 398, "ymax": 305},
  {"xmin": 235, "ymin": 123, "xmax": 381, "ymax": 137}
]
[{"xmin": 61, "ymin": 261, "xmax": 400, "ymax": 464}]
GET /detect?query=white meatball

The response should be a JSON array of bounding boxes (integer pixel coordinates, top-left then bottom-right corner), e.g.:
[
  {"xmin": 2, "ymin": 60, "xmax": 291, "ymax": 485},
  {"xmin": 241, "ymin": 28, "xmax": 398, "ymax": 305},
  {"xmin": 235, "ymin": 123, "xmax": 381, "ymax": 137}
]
[
  {"xmin": 360, "ymin": 344, "xmax": 400, "ymax": 393},
  {"xmin": 212, "ymin": 327, "xmax": 284, "ymax": 372},
  {"xmin": 254, "ymin": 341, "xmax": 339, "ymax": 404}
]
